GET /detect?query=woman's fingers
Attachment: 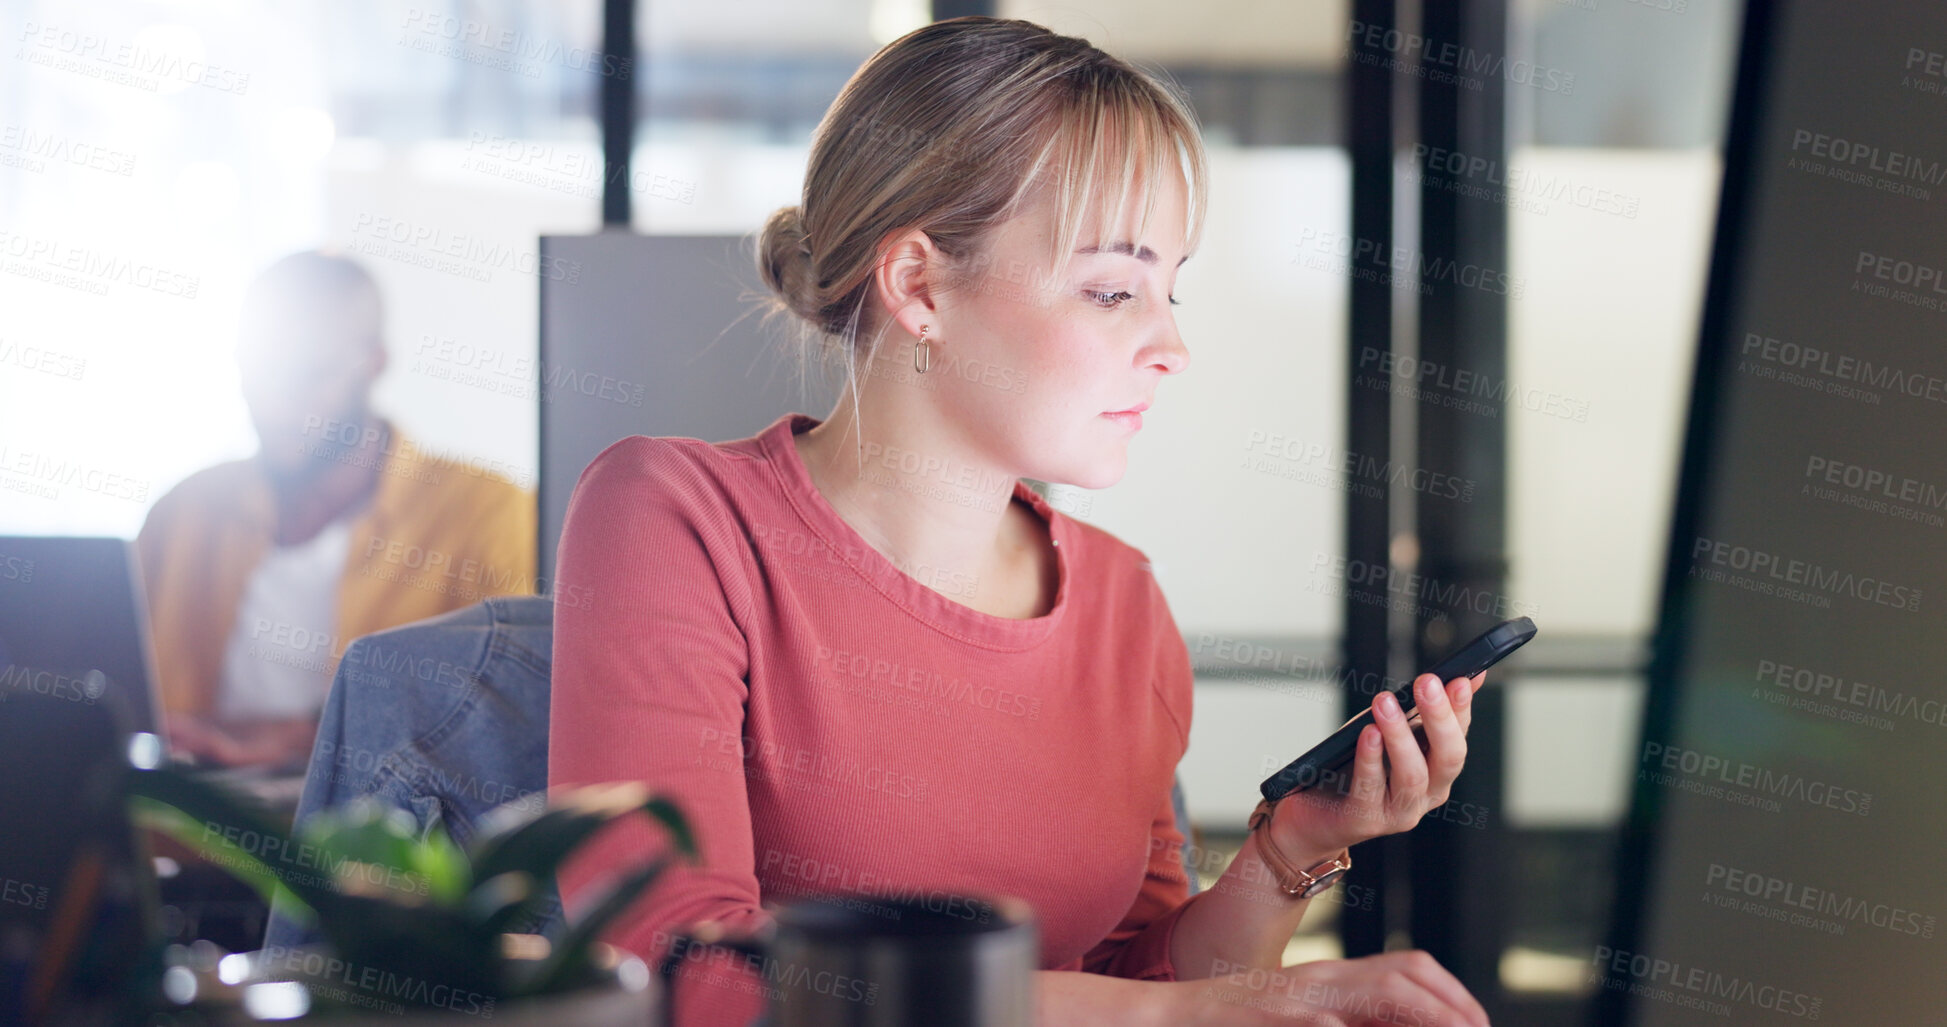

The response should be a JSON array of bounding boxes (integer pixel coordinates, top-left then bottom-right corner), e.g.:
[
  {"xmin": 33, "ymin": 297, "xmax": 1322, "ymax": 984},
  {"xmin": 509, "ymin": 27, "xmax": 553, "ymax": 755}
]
[
  {"xmin": 1447, "ymin": 675, "xmax": 1475, "ymax": 735},
  {"xmin": 1373, "ymin": 689, "xmax": 1429, "ymax": 817},
  {"xmin": 1347, "ymin": 723, "xmax": 1388, "ymax": 818},
  {"xmin": 1415, "ymin": 674, "xmax": 1468, "ymax": 793},
  {"xmin": 1383, "ymin": 949, "xmax": 1492, "ymax": 1027},
  {"xmin": 1369, "ymin": 972, "xmax": 1473, "ymax": 1027},
  {"xmin": 1204, "ymin": 952, "xmax": 1489, "ymax": 1027},
  {"xmin": 1301, "ymin": 951, "xmax": 1488, "ymax": 1027}
]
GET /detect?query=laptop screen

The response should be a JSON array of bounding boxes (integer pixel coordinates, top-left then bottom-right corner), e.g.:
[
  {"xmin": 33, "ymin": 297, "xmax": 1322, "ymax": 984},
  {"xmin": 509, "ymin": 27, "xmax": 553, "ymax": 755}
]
[{"xmin": 0, "ymin": 536, "xmax": 163, "ymax": 740}]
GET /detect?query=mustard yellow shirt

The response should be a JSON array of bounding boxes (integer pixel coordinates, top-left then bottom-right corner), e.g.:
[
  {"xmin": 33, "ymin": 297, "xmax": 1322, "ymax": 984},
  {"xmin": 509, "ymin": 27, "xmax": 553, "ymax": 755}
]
[{"xmin": 135, "ymin": 426, "xmax": 537, "ymax": 717}]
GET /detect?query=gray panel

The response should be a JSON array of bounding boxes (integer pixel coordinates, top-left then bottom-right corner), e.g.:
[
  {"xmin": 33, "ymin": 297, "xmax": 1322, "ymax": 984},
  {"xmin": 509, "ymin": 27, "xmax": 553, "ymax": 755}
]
[{"xmin": 537, "ymin": 233, "xmax": 839, "ymax": 581}]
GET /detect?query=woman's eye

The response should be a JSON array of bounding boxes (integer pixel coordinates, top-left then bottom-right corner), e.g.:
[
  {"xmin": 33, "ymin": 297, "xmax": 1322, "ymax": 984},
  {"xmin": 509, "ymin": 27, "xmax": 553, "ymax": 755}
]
[
  {"xmin": 1088, "ymin": 290, "xmax": 1137, "ymax": 308},
  {"xmin": 1168, "ymin": 295, "xmax": 1180, "ymax": 306}
]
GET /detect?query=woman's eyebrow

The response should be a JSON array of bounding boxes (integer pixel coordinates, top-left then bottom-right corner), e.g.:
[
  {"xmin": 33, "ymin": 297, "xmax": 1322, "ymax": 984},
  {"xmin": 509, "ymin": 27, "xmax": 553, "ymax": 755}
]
[{"xmin": 1075, "ymin": 241, "xmax": 1190, "ymax": 267}]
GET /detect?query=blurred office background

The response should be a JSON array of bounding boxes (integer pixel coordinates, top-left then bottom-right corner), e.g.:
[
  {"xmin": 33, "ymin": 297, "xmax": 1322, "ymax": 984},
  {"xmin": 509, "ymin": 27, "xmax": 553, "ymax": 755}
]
[{"xmin": 0, "ymin": 0, "xmax": 1738, "ymax": 1022}]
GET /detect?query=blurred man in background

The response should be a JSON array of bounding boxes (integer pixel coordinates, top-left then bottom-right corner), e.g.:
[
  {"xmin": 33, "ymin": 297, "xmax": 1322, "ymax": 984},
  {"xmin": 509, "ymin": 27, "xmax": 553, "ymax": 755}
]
[{"xmin": 136, "ymin": 250, "xmax": 535, "ymax": 768}]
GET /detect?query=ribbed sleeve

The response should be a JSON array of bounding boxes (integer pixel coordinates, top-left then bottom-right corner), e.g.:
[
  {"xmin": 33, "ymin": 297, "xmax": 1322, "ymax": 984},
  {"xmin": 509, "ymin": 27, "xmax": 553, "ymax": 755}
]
[{"xmin": 550, "ymin": 439, "xmax": 769, "ymax": 1027}]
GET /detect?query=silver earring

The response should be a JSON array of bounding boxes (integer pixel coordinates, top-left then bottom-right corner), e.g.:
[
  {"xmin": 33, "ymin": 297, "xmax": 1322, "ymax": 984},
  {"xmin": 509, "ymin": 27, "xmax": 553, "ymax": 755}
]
[{"xmin": 914, "ymin": 325, "xmax": 932, "ymax": 374}]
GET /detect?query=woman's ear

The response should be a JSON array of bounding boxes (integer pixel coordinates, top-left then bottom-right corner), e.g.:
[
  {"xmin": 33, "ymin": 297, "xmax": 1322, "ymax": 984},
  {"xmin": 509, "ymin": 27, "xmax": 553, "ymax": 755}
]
[{"xmin": 871, "ymin": 226, "xmax": 941, "ymax": 339}]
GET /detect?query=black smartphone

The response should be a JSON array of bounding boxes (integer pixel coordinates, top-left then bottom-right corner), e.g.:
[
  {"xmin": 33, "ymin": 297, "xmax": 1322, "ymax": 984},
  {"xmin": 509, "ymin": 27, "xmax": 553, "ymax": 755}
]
[{"xmin": 1258, "ymin": 616, "xmax": 1538, "ymax": 801}]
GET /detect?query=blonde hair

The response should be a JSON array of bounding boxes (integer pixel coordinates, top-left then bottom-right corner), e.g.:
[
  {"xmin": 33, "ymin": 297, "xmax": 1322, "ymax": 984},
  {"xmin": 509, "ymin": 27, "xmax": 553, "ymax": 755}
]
[{"xmin": 755, "ymin": 16, "xmax": 1208, "ymax": 421}]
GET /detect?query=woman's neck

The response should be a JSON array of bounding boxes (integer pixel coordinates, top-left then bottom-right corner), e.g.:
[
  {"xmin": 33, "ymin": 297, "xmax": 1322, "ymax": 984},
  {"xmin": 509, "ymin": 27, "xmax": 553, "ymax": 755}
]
[{"xmin": 792, "ymin": 400, "xmax": 1053, "ymax": 617}]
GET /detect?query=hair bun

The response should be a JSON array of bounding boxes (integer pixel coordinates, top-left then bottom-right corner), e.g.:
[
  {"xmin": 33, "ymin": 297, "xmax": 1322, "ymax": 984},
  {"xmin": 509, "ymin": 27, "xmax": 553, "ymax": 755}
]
[{"xmin": 757, "ymin": 205, "xmax": 825, "ymax": 329}]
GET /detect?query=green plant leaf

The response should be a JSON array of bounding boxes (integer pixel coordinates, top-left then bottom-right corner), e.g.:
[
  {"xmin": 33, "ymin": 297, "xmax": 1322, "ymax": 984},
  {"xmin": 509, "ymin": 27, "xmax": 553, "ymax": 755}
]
[
  {"xmin": 465, "ymin": 871, "xmax": 542, "ymax": 937},
  {"xmin": 410, "ymin": 823, "xmax": 473, "ymax": 906},
  {"xmin": 131, "ymin": 797, "xmax": 305, "ymax": 919},
  {"xmin": 469, "ymin": 783, "xmax": 697, "ymax": 889},
  {"xmin": 298, "ymin": 799, "xmax": 417, "ymax": 862},
  {"xmin": 297, "ymin": 798, "xmax": 475, "ymax": 907},
  {"xmin": 124, "ymin": 766, "xmax": 700, "ymax": 1004},
  {"xmin": 515, "ymin": 853, "xmax": 675, "ymax": 997},
  {"xmin": 125, "ymin": 764, "xmax": 343, "ymax": 920}
]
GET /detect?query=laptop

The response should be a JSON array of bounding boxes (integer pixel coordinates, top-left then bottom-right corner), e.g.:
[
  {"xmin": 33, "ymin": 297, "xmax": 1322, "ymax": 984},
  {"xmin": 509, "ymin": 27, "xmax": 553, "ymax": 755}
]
[
  {"xmin": 0, "ymin": 535, "xmax": 308, "ymax": 804},
  {"xmin": 0, "ymin": 538, "xmax": 165, "ymax": 1021},
  {"xmin": 0, "ymin": 536, "xmax": 163, "ymax": 738}
]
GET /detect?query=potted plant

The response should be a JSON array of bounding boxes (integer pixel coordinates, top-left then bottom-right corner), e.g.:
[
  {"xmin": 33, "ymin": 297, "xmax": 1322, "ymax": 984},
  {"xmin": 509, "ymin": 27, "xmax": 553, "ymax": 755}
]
[{"xmin": 127, "ymin": 761, "xmax": 695, "ymax": 1025}]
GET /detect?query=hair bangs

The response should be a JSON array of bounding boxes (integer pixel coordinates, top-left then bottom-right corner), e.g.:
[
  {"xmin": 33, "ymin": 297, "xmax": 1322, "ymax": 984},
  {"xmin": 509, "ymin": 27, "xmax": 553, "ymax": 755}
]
[{"xmin": 1017, "ymin": 74, "xmax": 1208, "ymax": 289}]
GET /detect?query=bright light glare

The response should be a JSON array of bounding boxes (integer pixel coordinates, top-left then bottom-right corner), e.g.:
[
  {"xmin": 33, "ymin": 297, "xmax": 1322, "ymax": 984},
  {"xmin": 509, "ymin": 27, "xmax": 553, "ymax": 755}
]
[
  {"xmin": 241, "ymin": 981, "xmax": 312, "ymax": 1020},
  {"xmin": 130, "ymin": 25, "xmax": 208, "ymax": 97},
  {"xmin": 127, "ymin": 732, "xmax": 164, "ymax": 769},
  {"xmin": 616, "ymin": 955, "xmax": 651, "ymax": 992},
  {"xmin": 269, "ymin": 107, "xmax": 337, "ymax": 165},
  {"xmin": 161, "ymin": 965, "xmax": 198, "ymax": 1004},
  {"xmin": 218, "ymin": 952, "xmax": 252, "ymax": 985},
  {"xmin": 174, "ymin": 161, "xmax": 242, "ymax": 216}
]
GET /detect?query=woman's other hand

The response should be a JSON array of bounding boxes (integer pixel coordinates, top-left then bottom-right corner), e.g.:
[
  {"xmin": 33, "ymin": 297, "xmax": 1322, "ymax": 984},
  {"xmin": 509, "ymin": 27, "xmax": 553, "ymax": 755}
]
[{"xmin": 1172, "ymin": 950, "xmax": 1491, "ymax": 1027}]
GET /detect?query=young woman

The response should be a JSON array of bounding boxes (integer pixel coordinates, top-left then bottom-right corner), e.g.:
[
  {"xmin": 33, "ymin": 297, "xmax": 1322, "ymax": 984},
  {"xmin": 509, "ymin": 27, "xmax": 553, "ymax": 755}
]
[{"xmin": 551, "ymin": 17, "xmax": 1491, "ymax": 1027}]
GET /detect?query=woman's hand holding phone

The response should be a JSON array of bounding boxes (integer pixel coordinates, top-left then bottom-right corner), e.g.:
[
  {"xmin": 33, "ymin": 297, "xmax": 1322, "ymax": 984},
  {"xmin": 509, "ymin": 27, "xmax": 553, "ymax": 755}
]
[{"xmin": 1262, "ymin": 670, "xmax": 1484, "ymax": 863}]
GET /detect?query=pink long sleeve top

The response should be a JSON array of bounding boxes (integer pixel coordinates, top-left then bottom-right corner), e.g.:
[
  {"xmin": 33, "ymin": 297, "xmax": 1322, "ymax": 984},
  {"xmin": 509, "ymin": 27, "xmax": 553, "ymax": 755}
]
[{"xmin": 548, "ymin": 412, "xmax": 1201, "ymax": 1025}]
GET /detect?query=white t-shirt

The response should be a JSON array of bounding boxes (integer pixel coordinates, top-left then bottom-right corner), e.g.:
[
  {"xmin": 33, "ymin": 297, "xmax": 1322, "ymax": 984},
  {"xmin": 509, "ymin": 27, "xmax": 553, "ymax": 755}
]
[{"xmin": 214, "ymin": 517, "xmax": 354, "ymax": 721}]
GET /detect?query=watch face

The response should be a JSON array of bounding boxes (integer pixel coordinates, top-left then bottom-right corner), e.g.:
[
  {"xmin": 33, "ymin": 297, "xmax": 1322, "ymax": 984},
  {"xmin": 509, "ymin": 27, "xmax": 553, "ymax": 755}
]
[{"xmin": 1300, "ymin": 867, "xmax": 1349, "ymax": 899}]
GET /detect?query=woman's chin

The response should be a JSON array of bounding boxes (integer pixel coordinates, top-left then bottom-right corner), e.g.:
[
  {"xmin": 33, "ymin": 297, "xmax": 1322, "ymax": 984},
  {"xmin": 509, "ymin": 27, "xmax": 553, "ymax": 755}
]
[{"xmin": 1067, "ymin": 459, "xmax": 1127, "ymax": 492}]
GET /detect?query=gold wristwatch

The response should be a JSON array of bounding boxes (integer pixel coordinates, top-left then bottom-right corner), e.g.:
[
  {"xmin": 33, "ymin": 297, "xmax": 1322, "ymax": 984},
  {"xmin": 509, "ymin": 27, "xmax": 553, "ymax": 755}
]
[{"xmin": 1247, "ymin": 797, "xmax": 1352, "ymax": 899}]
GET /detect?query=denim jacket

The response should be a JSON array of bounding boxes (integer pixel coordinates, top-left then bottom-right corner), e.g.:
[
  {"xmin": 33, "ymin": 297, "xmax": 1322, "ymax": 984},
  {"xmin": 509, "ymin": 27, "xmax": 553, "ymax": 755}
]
[
  {"xmin": 262, "ymin": 595, "xmax": 558, "ymax": 950},
  {"xmin": 262, "ymin": 595, "xmax": 1198, "ymax": 952}
]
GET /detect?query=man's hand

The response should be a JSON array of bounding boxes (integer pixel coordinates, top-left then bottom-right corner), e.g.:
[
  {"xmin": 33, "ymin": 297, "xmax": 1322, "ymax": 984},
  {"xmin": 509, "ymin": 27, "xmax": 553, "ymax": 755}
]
[{"xmin": 165, "ymin": 711, "xmax": 317, "ymax": 769}]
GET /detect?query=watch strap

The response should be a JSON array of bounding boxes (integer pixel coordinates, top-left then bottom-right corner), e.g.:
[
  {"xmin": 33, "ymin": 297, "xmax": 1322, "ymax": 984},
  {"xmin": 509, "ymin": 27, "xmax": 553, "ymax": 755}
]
[{"xmin": 1247, "ymin": 797, "xmax": 1352, "ymax": 898}]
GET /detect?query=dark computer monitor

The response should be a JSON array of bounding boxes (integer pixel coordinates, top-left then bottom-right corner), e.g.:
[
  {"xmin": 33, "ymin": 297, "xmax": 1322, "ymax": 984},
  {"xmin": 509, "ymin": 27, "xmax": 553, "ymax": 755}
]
[{"xmin": 1603, "ymin": 1, "xmax": 1947, "ymax": 1023}]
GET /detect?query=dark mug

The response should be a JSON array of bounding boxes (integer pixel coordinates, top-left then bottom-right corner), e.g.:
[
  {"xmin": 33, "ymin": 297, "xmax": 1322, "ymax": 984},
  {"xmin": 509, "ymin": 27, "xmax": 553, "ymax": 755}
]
[{"xmin": 656, "ymin": 892, "xmax": 1037, "ymax": 1027}]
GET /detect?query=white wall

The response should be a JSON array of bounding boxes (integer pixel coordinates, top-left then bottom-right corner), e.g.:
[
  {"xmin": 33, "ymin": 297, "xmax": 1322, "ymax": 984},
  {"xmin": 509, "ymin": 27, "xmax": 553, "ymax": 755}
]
[{"xmin": 1507, "ymin": 147, "xmax": 1719, "ymax": 638}]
